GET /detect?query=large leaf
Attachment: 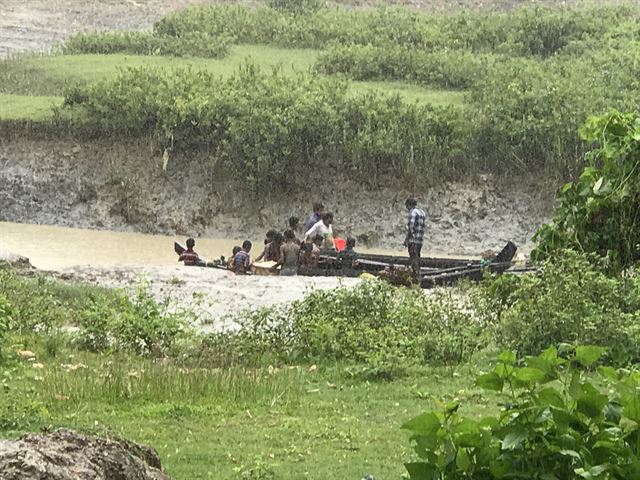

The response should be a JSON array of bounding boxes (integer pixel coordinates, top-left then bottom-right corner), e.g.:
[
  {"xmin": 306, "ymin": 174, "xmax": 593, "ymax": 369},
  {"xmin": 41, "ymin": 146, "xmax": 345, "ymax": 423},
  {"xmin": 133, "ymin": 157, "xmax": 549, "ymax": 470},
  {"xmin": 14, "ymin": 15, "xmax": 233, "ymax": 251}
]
[
  {"xmin": 577, "ymin": 384, "xmax": 608, "ymax": 418},
  {"xmin": 404, "ymin": 462, "xmax": 437, "ymax": 480},
  {"xmin": 624, "ymin": 395, "xmax": 640, "ymax": 423},
  {"xmin": 402, "ymin": 412, "xmax": 441, "ymax": 435},
  {"xmin": 501, "ymin": 427, "xmax": 527, "ymax": 450},
  {"xmin": 498, "ymin": 350, "xmax": 517, "ymax": 365},
  {"xmin": 575, "ymin": 346, "xmax": 606, "ymax": 367},
  {"xmin": 514, "ymin": 367, "xmax": 546, "ymax": 387},
  {"xmin": 477, "ymin": 372, "xmax": 504, "ymax": 392}
]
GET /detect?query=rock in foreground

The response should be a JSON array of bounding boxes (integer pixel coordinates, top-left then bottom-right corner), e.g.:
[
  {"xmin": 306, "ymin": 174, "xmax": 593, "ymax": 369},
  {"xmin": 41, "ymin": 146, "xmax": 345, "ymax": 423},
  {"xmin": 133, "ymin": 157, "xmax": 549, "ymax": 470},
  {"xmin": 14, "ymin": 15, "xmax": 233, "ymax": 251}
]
[
  {"xmin": 0, "ymin": 251, "xmax": 33, "ymax": 270},
  {"xmin": 0, "ymin": 428, "xmax": 171, "ymax": 480}
]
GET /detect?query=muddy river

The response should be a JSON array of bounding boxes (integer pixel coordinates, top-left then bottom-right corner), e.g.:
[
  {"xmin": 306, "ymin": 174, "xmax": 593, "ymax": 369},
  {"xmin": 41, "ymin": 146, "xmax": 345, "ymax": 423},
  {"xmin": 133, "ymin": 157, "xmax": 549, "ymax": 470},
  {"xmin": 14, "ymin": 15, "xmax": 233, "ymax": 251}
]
[
  {"xmin": 0, "ymin": 221, "xmax": 245, "ymax": 270},
  {"xmin": 0, "ymin": 221, "xmax": 410, "ymax": 270}
]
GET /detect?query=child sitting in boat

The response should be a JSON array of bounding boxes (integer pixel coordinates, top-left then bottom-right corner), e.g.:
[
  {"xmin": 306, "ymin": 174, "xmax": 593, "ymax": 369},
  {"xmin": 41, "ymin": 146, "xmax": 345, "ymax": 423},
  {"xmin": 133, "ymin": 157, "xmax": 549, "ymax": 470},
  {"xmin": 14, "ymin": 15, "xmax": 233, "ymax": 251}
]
[
  {"xmin": 337, "ymin": 237, "xmax": 358, "ymax": 268},
  {"xmin": 227, "ymin": 246, "xmax": 241, "ymax": 270},
  {"xmin": 272, "ymin": 230, "xmax": 300, "ymax": 276},
  {"xmin": 232, "ymin": 240, "xmax": 252, "ymax": 274},
  {"xmin": 300, "ymin": 240, "xmax": 321, "ymax": 267},
  {"xmin": 178, "ymin": 238, "xmax": 203, "ymax": 266},
  {"xmin": 255, "ymin": 230, "xmax": 282, "ymax": 263}
]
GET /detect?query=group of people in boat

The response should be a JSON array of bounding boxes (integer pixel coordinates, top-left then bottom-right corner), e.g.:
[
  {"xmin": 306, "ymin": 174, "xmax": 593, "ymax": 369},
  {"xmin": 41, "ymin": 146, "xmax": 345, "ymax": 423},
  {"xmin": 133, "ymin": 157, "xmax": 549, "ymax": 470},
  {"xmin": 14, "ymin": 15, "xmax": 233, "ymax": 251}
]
[
  {"xmin": 179, "ymin": 197, "xmax": 426, "ymax": 279},
  {"xmin": 178, "ymin": 202, "xmax": 359, "ymax": 276}
]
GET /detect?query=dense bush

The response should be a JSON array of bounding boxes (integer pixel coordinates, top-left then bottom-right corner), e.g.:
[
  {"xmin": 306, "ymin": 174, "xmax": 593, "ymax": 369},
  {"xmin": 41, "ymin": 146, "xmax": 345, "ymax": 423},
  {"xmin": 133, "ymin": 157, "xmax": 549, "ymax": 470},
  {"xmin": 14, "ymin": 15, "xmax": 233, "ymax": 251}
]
[
  {"xmin": 154, "ymin": 4, "xmax": 633, "ymax": 55},
  {"xmin": 63, "ymin": 31, "xmax": 232, "ymax": 58},
  {"xmin": 315, "ymin": 44, "xmax": 489, "ymax": 90},
  {"xmin": 0, "ymin": 295, "xmax": 12, "ymax": 359},
  {"xmin": 533, "ymin": 110, "xmax": 640, "ymax": 270},
  {"xmin": 475, "ymin": 251, "xmax": 640, "ymax": 365},
  {"xmin": 76, "ymin": 282, "xmax": 190, "ymax": 357},
  {"xmin": 404, "ymin": 347, "xmax": 640, "ymax": 479},
  {"xmin": 0, "ymin": 271, "xmax": 190, "ymax": 358},
  {"xmin": 206, "ymin": 281, "xmax": 485, "ymax": 379},
  {"xmin": 266, "ymin": 0, "xmax": 324, "ymax": 15},
  {"xmin": 54, "ymin": 65, "xmax": 466, "ymax": 194}
]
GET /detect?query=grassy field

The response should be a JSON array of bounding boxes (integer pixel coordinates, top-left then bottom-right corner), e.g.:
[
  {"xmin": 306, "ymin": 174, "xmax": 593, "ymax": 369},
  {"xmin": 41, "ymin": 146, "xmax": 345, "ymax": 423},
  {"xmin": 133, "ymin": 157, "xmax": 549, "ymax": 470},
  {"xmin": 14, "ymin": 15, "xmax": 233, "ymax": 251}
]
[
  {"xmin": 0, "ymin": 94, "xmax": 63, "ymax": 120},
  {"xmin": 2, "ymin": 349, "xmax": 494, "ymax": 479},
  {"xmin": 0, "ymin": 45, "xmax": 464, "ymax": 121}
]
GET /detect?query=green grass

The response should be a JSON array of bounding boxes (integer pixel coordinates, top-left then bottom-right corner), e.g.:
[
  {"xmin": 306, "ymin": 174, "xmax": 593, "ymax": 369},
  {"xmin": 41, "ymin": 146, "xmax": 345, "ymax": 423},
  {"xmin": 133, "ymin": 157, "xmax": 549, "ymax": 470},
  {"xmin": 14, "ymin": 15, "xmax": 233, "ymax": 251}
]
[
  {"xmin": 0, "ymin": 94, "xmax": 62, "ymax": 121},
  {"xmin": 0, "ymin": 45, "xmax": 465, "ymax": 121},
  {"xmin": 0, "ymin": 348, "xmax": 495, "ymax": 479}
]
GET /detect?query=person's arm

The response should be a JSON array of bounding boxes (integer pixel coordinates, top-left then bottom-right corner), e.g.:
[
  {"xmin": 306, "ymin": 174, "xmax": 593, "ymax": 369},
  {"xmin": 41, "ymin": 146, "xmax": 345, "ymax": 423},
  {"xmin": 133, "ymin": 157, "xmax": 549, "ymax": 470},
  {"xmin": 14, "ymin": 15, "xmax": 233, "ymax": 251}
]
[
  {"xmin": 244, "ymin": 253, "xmax": 251, "ymax": 270},
  {"xmin": 254, "ymin": 245, "xmax": 267, "ymax": 262},
  {"xmin": 305, "ymin": 222, "xmax": 319, "ymax": 241},
  {"xmin": 272, "ymin": 245, "xmax": 286, "ymax": 270}
]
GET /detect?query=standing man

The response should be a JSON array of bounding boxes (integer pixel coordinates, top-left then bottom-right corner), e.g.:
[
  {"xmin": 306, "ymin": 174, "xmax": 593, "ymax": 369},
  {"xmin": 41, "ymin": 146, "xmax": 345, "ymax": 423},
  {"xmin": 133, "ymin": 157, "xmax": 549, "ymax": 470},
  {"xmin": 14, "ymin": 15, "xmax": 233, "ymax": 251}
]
[
  {"xmin": 403, "ymin": 197, "xmax": 426, "ymax": 283},
  {"xmin": 304, "ymin": 203, "xmax": 324, "ymax": 234}
]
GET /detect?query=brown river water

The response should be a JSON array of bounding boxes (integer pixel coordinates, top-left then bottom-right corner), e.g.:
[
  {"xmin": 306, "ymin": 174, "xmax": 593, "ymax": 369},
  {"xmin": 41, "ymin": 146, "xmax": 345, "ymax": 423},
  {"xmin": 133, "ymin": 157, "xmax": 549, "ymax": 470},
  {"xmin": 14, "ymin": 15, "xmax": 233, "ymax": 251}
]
[{"xmin": 0, "ymin": 221, "xmax": 409, "ymax": 270}]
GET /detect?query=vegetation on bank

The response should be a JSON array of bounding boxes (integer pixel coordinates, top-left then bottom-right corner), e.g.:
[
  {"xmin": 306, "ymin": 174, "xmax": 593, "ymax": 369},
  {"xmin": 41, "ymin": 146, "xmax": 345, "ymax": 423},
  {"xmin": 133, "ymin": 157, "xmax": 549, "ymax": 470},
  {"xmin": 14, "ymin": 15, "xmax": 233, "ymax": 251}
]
[
  {"xmin": 1, "ymin": 2, "xmax": 640, "ymax": 193},
  {"xmin": 3, "ymin": 237, "xmax": 640, "ymax": 477}
]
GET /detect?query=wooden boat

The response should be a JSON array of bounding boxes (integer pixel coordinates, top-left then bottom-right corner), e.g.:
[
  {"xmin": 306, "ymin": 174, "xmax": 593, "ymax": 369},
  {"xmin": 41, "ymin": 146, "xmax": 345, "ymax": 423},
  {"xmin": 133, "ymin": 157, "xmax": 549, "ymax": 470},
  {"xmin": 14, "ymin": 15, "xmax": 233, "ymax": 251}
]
[{"xmin": 172, "ymin": 240, "xmax": 522, "ymax": 287}]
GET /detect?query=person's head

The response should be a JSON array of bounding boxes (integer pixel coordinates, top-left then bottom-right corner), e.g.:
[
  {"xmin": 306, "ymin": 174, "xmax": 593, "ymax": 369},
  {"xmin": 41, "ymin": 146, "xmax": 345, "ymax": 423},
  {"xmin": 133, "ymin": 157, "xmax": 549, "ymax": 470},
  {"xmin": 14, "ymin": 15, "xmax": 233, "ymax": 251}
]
[
  {"xmin": 186, "ymin": 238, "xmax": 195, "ymax": 249},
  {"xmin": 313, "ymin": 234, "xmax": 324, "ymax": 246},
  {"xmin": 284, "ymin": 229, "xmax": 295, "ymax": 241},
  {"xmin": 313, "ymin": 202, "xmax": 324, "ymax": 215},
  {"xmin": 242, "ymin": 240, "xmax": 252, "ymax": 252},
  {"xmin": 301, "ymin": 242, "xmax": 312, "ymax": 253},
  {"xmin": 405, "ymin": 197, "xmax": 418, "ymax": 211},
  {"xmin": 288, "ymin": 216, "xmax": 299, "ymax": 229},
  {"xmin": 346, "ymin": 237, "xmax": 356, "ymax": 249},
  {"xmin": 265, "ymin": 230, "xmax": 277, "ymax": 244},
  {"xmin": 274, "ymin": 233, "xmax": 284, "ymax": 245},
  {"xmin": 322, "ymin": 212, "xmax": 333, "ymax": 226},
  {"xmin": 232, "ymin": 246, "xmax": 241, "ymax": 256}
]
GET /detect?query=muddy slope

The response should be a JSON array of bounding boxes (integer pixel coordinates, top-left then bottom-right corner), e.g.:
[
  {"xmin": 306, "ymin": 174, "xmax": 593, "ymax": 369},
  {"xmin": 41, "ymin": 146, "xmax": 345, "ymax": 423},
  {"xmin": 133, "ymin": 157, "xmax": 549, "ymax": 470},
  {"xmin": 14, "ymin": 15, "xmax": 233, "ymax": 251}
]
[{"xmin": 0, "ymin": 138, "xmax": 551, "ymax": 254}]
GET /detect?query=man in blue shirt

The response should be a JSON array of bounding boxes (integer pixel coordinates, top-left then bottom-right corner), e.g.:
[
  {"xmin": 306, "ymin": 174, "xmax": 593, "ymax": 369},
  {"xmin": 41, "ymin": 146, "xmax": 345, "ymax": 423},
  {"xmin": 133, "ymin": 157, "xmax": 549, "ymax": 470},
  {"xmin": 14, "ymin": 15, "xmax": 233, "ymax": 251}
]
[
  {"xmin": 304, "ymin": 203, "xmax": 324, "ymax": 234},
  {"xmin": 403, "ymin": 197, "xmax": 426, "ymax": 283}
]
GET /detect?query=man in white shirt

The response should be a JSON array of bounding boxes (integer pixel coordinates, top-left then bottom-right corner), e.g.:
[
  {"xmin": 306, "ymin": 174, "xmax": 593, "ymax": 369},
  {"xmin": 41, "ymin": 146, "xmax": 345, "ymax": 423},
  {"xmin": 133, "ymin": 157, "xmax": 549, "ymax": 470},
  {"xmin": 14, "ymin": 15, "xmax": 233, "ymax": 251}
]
[{"xmin": 305, "ymin": 212, "xmax": 334, "ymax": 248}]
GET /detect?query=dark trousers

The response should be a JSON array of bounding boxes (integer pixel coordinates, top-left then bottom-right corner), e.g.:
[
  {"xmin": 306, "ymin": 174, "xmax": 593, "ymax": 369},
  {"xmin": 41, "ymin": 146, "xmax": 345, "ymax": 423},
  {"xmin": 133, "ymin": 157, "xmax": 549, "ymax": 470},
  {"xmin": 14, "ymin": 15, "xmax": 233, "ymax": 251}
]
[{"xmin": 408, "ymin": 243, "xmax": 422, "ymax": 283}]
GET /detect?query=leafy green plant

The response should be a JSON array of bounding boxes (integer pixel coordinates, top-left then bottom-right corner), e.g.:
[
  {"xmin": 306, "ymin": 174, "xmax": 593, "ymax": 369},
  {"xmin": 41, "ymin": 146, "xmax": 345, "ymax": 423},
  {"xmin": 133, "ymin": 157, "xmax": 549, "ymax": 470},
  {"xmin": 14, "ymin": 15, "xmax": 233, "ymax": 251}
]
[
  {"xmin": 266, "ymin": 0, "xmax": 324, "ymax": 15},
  {"xmin": 0, "ymin": 295, "xmax": 13, "ymax": 359},
  {"xmin": 54, "ymin": 64, "xmax": 465, "ymax": 194},
  {"xmin": 403, "ymin": 346, "xmax": 640, "ymax": 479},
  {"xmin": 473, "ymin": 251, "xmax": 640, "ymax": 365},
  {"xmin": 533, "ymin": 110, "xmax": 640, "ymax": 270},
  {"xmin": 63, "ymin": 31, "xmax": 231, "ymax": 58},
  {"xmin": 208, "ymin": 281, "xmax": 485, "ymax": 379},
  {"xmin": 77, "ymin": 282, "xmax": 190, "ymax": 357}
]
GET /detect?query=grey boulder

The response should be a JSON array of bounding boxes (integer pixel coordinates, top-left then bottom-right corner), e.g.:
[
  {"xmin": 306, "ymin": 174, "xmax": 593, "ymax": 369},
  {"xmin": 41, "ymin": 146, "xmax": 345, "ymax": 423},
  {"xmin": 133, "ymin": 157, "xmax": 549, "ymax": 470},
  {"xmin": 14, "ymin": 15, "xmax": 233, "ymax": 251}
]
[{"xmin": 0, "ymin": 428, "xmax": 171, "ymax": 480}]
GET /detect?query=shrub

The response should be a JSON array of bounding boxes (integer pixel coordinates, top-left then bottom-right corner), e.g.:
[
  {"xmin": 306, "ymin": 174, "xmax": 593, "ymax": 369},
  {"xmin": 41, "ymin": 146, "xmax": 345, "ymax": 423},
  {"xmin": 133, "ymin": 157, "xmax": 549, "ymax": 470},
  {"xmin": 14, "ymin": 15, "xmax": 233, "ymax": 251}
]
[
  {"xmin": 266, "ymin": 0, "xmax": 324, "ymax": 15},
  {"xmin": 54, "ymin": 64, "xmax": 466, "ymax": 194},
  {"xmin": 63, "ymin": 31, "xmax": 231, "ymax": 58},
  {"xmin": 0, "ymin": 271, "xmax": 70, "ymax": 335},
  {"xmin": 315, "ymin": 44, "xmax": 488, "ymax": 90},
  {"xmin": 403, "ymin": 347, "xmax": 640, "ymax": 479},
  {"xmin": 475, "ymin": 251, "xmax": 640, "ymax": 365},
  {"xmin": 533, "ymin": 110, "xmax": 640, "ymax": 270},
  {"xmin": 210, "ymin": 281, "xmax": 485, "ymax": 379},
  {"xmin": 153, "ymin": 4, "xmax": 633, "ymax": 54},
  {"xmin": 0, "ymin": 295, "xmax": 13, "ymax": 359},
  {"xmin": 76, "ymin": 282, "xmax": 190, "ymax": 357}
]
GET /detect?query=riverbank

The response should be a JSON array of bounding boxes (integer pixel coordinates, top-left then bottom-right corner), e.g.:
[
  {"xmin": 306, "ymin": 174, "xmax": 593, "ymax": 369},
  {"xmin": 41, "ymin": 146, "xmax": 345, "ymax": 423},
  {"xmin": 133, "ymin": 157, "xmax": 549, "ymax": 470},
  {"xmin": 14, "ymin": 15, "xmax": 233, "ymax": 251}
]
[{"xmin": 0, "ymin": 138, "xmax": 552, "ymax": 255}]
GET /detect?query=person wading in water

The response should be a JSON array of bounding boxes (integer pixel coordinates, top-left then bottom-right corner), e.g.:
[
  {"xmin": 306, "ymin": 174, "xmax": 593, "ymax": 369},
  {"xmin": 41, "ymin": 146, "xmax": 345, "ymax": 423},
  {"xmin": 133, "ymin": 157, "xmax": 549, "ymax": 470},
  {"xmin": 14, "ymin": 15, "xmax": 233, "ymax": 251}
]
[{"xmin": 403, "ymin": 197, "xmax": 426, "ymax": 283}]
